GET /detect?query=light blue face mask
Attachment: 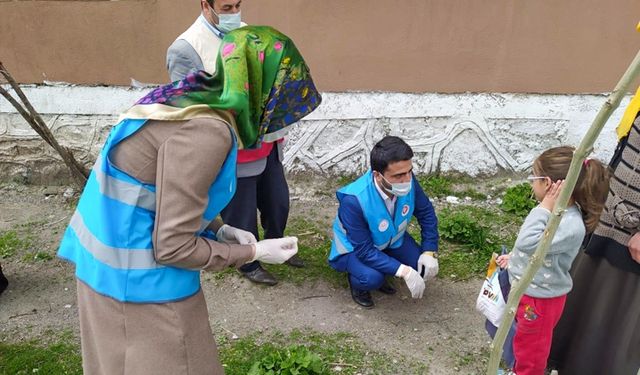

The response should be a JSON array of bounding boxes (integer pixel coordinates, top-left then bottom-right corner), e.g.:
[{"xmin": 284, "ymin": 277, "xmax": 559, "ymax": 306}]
[
  {"xmin": 381, "ymin": 175, "xmax": 412, "ymax": 197},
  {"xmin": 211, "ymin": 7, "xmax": 242, "ymax": 33}
]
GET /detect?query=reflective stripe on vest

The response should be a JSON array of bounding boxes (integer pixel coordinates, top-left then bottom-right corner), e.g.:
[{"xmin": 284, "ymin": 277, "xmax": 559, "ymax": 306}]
[
  {"xmin": 68, "ymin": 211, "xmax": 158, "ymax": 270},
  {"xmin": 328, "ymin": 170, "xmax": 415, "ymax": 261},
  {"xmin": 58, "ymin": 118, "xmax": 237, "ymax": 303},
  {"xmin": 92, "ymin": 154, "xmax": 157, "ymax": 212}
]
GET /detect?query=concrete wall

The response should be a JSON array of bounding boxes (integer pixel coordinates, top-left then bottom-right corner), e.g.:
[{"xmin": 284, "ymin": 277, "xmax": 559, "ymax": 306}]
[
  {"xmin": 2, "ymin": 1, "xmax": 638, "ymax": 182},
  {"xmin": 0, "ymin": 86, "xmax": 628, "ymax": 184},
  {"xmin": 1, "ymin": 0, "xmax": 639, "ymax": 93}
]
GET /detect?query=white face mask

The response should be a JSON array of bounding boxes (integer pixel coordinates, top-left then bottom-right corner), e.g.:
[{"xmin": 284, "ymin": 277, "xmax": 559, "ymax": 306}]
[
  {"xmin": 380, "ymin": 175, "xmax": 412, "ymax": 197},
  {"xmin": 211, "ymin": 6, "xmax": 242, "ymax": 33}
]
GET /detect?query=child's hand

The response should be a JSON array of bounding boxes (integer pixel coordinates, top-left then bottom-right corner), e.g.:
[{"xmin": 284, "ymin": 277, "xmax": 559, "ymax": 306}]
[
  {"xmin": 540, "ymin": 179, "xmax": 565, "ymax": 211},
  {"xmin": 496, "ymin": 254, "xmax": 510, "ymax": 268}
]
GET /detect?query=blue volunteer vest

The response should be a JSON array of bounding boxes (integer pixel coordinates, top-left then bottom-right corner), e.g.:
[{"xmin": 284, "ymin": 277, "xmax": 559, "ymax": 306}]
[
  {"xmin": 329, "ymin": 170, "xmax": 415, "ymax": 261},
  {"xmin": 58, "ymin": 118, "xmax": 237, "ymax": 303}
]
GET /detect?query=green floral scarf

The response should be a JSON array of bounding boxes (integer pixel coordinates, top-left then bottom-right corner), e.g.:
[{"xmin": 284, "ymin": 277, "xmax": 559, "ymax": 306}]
[{"xmin": 123, "ymin": 26, "xmax": 321, "ymax": 149}]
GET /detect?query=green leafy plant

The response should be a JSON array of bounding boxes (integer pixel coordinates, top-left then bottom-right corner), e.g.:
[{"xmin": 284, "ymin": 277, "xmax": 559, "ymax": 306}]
[
  {"xmin": 248, "ymin": 345, "xmax": 327, "ymax": 375},
  {"xmin": 418, "ymin": 175, "xmax": 454, "ymax": 198},
  {"xmin": 219, "ymin": 329, "xmax": 428, "ymax": 375},
  {"xmin": 436, "ymin": 208, "xmax": 503, "ymax": 278},
  {"xmin": 500, "ymin": 183, "xmax": 537, "ymax": 217},
  {"xmin": 438, "ymin": 209, "xmax": 489, "ymax": 250}
]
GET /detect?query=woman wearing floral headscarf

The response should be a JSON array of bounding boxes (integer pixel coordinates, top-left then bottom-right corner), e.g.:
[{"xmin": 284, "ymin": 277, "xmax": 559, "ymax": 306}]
[{"xmin": 57, "ymin": 26, "xmax": 320, "ymax": 374}]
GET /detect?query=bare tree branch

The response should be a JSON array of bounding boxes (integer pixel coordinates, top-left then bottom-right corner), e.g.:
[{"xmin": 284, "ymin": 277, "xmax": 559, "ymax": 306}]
[
  {"xmin": 0, "ymin": 62, "xmax": 89, "ymax": 186},
  {"xmin": 486, "ymin": 47, "xmax": 640, "ymax": 374}
]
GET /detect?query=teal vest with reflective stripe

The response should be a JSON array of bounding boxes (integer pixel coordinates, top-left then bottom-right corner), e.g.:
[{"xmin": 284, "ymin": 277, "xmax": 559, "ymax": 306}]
[
  {"xmin": 58, "ymin": 118, "xmax": 237, "ymax": 303},
  {"xmin": 329, "ymin": 170, "xmax": 415, "ymax": 261}
]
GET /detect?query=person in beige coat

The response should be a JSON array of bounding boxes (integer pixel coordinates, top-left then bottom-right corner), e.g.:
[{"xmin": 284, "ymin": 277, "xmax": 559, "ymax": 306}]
[{"xmin": 57, "ymin": 26, "xmax": 320, "ymax": 374}]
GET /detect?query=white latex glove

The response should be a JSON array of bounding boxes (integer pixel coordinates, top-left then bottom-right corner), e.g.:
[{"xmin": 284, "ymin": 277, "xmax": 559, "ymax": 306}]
[
  {"xmin": 396, "ymin": 264, "xmax": 425, "ymax": 299},
  {"xmin": 216, "ymin": 224, "xmax": 257, "ymax": 245},
  {"xmin": 251, "ymin": 236, "xmax": 298, "ymax": 264},
  {"xmin": 417, "ymin": 252, "xmax": 439, "ymax": 280}
]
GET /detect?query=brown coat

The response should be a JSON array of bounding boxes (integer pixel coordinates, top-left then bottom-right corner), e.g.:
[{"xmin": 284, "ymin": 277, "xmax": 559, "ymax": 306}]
[{"xmin": 77, "ymin": 117, "xmax": 253, "ymax": 374}]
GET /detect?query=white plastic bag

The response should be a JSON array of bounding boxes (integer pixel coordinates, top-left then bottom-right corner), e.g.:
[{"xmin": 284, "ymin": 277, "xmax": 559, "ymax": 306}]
[{"xmin": 476, "ymin": 253, "xmax": 507, "ymax": 327}]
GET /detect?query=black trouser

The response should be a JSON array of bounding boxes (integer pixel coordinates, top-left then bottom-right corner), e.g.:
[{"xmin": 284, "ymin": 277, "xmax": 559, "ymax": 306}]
[{"xmin": 221, "ymin": 146, "xmax": 290, "ymax": 272}]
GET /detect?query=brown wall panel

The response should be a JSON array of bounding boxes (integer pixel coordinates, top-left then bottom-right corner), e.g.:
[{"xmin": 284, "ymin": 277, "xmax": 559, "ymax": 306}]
[{"xmin": 1, "ymin": 0, "xmax": 639, "ymax": 93}]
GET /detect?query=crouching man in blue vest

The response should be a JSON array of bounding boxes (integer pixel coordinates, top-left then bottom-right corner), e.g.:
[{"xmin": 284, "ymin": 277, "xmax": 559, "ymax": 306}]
[{"xmin": 329, "ymin": 136, "xmax": 439, "ymax": 308}]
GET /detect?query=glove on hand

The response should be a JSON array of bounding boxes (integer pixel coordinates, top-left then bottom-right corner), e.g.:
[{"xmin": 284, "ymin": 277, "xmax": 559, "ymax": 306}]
[
  {"xmin": 417, "ymin": 252, "xmax": 439, "ymax": 280},
  {"xmin": 396, "ymin": 264, "xmax": 425, "ymax": 299},
  {"xmin": 252, "ymin": 237, "xmax": 298, "ymax": 264},
  {"xmin": 216, "ymin": 224, "xmax": 257, "ymax": 245}
]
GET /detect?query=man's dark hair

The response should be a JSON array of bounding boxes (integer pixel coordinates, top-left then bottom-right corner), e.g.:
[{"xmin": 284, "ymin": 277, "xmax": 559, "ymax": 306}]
[{"xmin": 370, "ymin": 136, "xmax": 414, "ymax": 173}]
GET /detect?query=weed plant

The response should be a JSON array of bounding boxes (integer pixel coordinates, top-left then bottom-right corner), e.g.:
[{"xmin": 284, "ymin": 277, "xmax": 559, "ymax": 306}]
[
  {"xmin": 218, "ymin": 329, "xmax": 428, "ymax": 375},
  {"xmin": 0, "ymin": 231, "xmax": 32, "ymax": 259},
  {"xmin": 248, "ymin": 345, "xmax": 326, "ymax": 375},
  {"xmin": 500, "ymin": 183, "xmax": 537, "ymax": 217}
]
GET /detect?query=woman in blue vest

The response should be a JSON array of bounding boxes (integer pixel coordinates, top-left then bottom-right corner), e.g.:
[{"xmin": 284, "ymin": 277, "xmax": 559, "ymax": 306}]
[
  {"xmin": 57, "ymin": 27, "xmax": 320, "ymax": 374},
  {"xmin": 329, "ymin": 136, "xmax": 439, "ymax": 308}
]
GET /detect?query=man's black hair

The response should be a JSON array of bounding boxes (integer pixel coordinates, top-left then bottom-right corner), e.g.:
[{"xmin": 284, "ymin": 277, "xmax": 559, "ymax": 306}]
[{"xmin": 370, "ymin": 136, "xmax": 414, "ymax": 174}]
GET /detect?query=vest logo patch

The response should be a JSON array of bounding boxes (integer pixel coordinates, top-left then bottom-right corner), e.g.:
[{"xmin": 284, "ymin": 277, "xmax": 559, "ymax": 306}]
[
  {"xmin": 402, "ymin": 204, "xmax": 410, "ymax": 216},
  {"xmin": 378, "ymin": 219, "xmax": 389, "ymax": 232}
]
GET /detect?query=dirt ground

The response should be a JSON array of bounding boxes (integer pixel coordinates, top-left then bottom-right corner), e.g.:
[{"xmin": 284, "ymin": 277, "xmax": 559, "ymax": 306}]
[{"xmin": 0, "ymin": 177, "xmax": 491, "ymax": 374}]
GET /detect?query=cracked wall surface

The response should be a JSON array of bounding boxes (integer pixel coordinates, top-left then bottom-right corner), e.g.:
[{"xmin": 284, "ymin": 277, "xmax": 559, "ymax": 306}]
[{"xmin": 0, "ymin": 86, "xmax": 629, "ymax": 183}]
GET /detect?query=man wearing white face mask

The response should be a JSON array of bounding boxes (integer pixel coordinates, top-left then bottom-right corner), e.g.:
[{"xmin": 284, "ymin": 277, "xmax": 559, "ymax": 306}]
[
  {"xmin": 167, "ymin": 0, "xmax": 245, "ymax": 82},
  {"xmin": 329, "ymin": 136, "xmax": 439, "ymax": 308},
  {"xmin": 167, "ymin": 0, "xmax": 305, "ymax": 287}
]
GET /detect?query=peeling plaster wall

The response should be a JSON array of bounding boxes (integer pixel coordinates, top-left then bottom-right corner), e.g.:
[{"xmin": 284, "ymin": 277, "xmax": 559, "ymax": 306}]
[{"xmin": 0, "ymin": 86, "xmax": 630, "ymax": 183}]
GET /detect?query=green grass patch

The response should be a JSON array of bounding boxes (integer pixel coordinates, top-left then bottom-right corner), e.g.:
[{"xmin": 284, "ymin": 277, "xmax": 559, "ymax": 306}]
[
  {"xmin": 22, "ymin": 250, "xmax": 55, "ymax": 263},
  {"xmin": 0, "ymin": 329, "xmax": 427, "ymax": 375},
  {"xmin": 0, "ymin": 231, "xmax": 33, "ymax": 259},
  {"xmin": 417, "ymin": 174, "xmax": 487, "ymax": 200},
  {"xmin": 408, "ymin": 204, "xmax": 522, "ymax": 280},
  {"xmin": 265, "ymin": 219, "xmax": 342, "ymax": 287},
  {"xmin": 218, "ymin": 329, "xmax": 427, "ymax": 375},
  {"xmin": 418, "ymin": 174, "xmax": 454, "ymax": 198},
  {"xmin": 0, "ymin": 340, "xmax": 82, "ymax": 375}
]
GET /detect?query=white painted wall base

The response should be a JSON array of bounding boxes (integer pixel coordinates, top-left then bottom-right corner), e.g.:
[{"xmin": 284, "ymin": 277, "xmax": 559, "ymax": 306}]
[{"xmin": 0, "ymin": 85, "xmax": 630, "ymax": 183}]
